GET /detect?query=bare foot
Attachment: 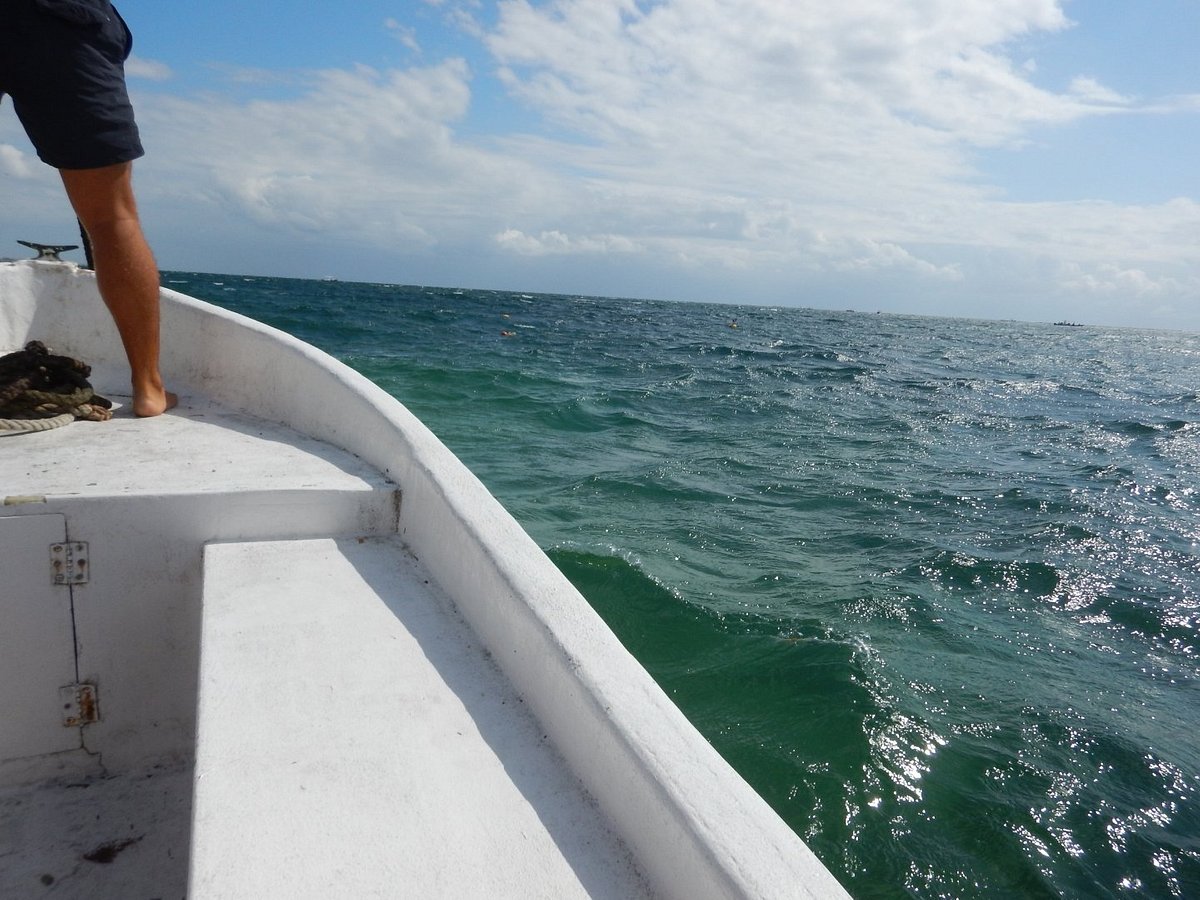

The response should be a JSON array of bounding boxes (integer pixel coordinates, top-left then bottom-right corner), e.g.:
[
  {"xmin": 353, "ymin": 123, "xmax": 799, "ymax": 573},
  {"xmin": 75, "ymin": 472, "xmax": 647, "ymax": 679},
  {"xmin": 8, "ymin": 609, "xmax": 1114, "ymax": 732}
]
[{"xmin": 133, "ymin": 387, "xmax": 178, "ymax": 418}]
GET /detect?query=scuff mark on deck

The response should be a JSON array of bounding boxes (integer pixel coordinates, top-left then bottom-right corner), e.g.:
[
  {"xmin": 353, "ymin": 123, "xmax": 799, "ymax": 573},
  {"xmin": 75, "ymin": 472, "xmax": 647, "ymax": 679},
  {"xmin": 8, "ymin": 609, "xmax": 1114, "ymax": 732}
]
[{"xmin": 82, "ymin": 835, "xmax": 142, "ymax": 864}]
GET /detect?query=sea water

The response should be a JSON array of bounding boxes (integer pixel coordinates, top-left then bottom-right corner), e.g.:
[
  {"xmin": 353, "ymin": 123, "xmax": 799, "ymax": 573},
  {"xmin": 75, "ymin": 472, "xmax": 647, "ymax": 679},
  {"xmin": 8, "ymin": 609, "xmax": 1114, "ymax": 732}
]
[{"xmin": 167, "ymin": 273, "xmax": 1199, "ymax": 899}]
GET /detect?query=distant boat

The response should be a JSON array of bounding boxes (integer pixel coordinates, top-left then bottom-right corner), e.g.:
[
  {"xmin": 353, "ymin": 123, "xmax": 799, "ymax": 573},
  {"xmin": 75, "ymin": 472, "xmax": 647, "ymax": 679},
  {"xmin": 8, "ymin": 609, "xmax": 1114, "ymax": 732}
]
[{"xmin": 1053, "ymin": 321, "xmax": 1084, "ymax": 327}]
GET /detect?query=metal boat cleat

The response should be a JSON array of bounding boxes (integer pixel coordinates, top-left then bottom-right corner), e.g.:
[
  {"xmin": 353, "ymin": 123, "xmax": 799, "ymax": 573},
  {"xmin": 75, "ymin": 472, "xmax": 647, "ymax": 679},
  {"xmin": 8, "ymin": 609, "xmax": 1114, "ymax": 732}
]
[{"xmin": 17, "ymin": 241, "xmax": 78, "ymax": 262}]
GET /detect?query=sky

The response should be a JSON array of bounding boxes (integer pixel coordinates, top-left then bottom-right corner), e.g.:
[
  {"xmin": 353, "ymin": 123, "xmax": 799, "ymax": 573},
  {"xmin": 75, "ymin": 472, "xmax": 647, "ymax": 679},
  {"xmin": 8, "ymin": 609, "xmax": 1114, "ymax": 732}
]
[{"xmin": 2, "ymin": 0, "xmax": 1199, "ymax": 330}]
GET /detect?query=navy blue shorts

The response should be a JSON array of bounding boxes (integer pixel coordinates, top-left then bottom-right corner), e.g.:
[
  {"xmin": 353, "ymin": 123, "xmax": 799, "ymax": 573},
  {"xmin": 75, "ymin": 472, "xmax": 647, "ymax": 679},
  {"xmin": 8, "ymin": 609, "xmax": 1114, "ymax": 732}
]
[{"xmin": 0, "ymin": 0, "xmax": 143, "ymax": 169}]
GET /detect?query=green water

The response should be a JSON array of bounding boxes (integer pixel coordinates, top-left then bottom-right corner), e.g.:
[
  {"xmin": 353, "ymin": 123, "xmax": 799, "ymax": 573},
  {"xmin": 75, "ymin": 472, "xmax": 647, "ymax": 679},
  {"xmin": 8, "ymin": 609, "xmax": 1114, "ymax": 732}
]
[{"xmin": 171, "ymin": 272, "xmax": 1200, "ymax": 899}]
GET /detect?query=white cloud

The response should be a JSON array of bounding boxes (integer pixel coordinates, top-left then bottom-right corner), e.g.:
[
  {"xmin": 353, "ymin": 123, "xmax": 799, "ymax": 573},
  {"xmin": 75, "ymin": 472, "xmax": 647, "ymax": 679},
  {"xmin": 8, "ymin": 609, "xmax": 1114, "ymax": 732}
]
[
  {"xmin": 479, "ymin": 0, "xmax": 1089, "ymax": 253},
  {"xmin": 486, "ymin": 0, "xmax": 1096, "ymax": 150},
  {"xmin": 495, "ymin": 228, "xmax": 637, "ymax": 255},
  {"xmin": 125, "ymin": 56, "xmax": 173, "ymax": 81},
  {"xmin": 385, "ymin": 18, "xmax": 421, "ymax": 53},
  {"xmin": 0, "ymin": 144, "xmax": 36, "ymax": 179},
  {"xmin": 1058, "ymin": 262, "xmax": 1180, "ymax": 296},
  {"xmin": 1068, "ymin": 76, "xmax": 1132, "ymax": 106},
  {"xmin": 832, "ymin": 239, "xmax": 965, "ymax": 281},
  {"xmin": 126, "ymin": 58, "xmax": 567, "ymax": 266},
  {"xmin": 476, "ymin": 1, "xmax": 1198, "ymax": 312}
]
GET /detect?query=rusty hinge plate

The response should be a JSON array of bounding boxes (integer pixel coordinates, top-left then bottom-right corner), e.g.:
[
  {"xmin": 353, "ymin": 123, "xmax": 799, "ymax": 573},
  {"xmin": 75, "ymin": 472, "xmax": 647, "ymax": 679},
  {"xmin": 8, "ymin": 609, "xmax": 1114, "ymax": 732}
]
[
  {"xmin": 50, "ymin": 541, "xmax": 88, "ymax": 585},
  {"xmin": 59, "ymin": 683, "xmax": 100, "ymax": 726}
]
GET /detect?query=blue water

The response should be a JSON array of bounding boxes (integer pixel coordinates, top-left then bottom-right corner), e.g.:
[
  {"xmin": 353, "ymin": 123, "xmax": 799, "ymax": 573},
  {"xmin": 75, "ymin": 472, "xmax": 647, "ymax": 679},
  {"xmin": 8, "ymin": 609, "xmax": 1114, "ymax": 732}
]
[{"xmin": 167, "ymin": 273, "xmax": 1200, "ymax": 899}]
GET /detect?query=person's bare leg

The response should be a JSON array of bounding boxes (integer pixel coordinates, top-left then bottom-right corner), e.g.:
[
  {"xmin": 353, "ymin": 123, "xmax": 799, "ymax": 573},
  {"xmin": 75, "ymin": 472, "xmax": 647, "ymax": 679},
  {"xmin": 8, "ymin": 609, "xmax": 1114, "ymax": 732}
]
[{"xmin": 59, "ymin": 162, "xmax": 176, "ymax": 416}]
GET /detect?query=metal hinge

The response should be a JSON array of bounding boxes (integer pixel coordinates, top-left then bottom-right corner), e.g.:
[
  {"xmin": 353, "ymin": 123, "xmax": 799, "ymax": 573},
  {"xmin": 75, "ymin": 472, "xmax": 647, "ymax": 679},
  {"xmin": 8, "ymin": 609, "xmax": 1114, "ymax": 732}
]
[
  {"xmin": 50, "ymin": 541, "xmax": 88, "ymax": 585},
  {"xmin": 60, "ymin": 683, "xmax": 100, "ymax": 727}
]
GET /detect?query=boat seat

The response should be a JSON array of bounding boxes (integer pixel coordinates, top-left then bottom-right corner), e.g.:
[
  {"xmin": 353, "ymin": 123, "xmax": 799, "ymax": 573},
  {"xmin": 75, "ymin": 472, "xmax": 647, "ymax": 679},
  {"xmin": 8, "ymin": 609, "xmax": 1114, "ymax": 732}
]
[
  {"xmin": 0, "ymin": 400, "xmax": 403, "ymax": 779},
  {"xmin": 191, "ymin": 536, "xmax": 651, "ymax": 899}
]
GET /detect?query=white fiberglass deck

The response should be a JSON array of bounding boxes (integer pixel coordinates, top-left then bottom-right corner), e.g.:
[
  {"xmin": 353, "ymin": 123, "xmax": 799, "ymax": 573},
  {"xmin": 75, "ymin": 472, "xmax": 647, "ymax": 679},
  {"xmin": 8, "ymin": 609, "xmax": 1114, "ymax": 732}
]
[
  {"xmin": 0, "ymin": 761, "xmax": 192, "ymax": 898},
  {"xmin": 0, "ymin": 395, "xmax": 396, "ymax": 508},
  {"xmin": 0, "ymin": 397, "xmax": 649, "ymax": 898}
]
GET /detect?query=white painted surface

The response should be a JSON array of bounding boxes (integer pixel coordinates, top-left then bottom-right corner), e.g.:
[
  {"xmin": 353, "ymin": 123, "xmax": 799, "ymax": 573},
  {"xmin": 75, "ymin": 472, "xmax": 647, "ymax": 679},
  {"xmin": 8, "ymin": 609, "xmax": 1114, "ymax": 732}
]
[
  {"xmin": 0, "ymin": 398, "xmax": 400, "ymax": 774},
  {"xmin": 193, "ymin": 537, "xmax": 651, "ymax": 899},
  {"xmin": 0, "ymin": 398, "xmax": 393, "ymax": 501},
  {"xmin": 1, "ymin": 260, "xmax": 852, "ymax": 899},
  {"xmin": 0, "ymin": 515, "xmax": 78, "ymax": 765}
]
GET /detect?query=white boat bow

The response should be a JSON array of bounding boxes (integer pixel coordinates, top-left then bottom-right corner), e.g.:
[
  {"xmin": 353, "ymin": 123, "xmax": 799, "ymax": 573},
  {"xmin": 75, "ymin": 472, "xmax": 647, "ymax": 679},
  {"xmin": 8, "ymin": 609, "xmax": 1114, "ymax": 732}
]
[{"xmin": 0, "ymin": 259, "xmax": 850, "ymax": 899}]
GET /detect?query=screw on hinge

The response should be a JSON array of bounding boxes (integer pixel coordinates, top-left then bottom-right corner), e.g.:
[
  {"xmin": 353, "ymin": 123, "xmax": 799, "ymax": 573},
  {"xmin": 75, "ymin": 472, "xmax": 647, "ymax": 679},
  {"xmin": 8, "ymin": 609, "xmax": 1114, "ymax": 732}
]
[
  {"xmin": 50, "ymin": 542, "xmax": 89, "ymax": 585},
  {"xmin": 59, "ymin": 683, "xmax": 100, "ymax": 726}
]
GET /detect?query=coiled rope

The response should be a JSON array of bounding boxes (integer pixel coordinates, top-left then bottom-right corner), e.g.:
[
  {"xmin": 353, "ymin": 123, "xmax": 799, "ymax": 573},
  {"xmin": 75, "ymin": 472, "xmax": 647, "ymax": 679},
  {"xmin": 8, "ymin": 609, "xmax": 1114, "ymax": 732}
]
[{"xmin": 0, "ymin": 341, "xmax": 112, "ymax": 436}]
